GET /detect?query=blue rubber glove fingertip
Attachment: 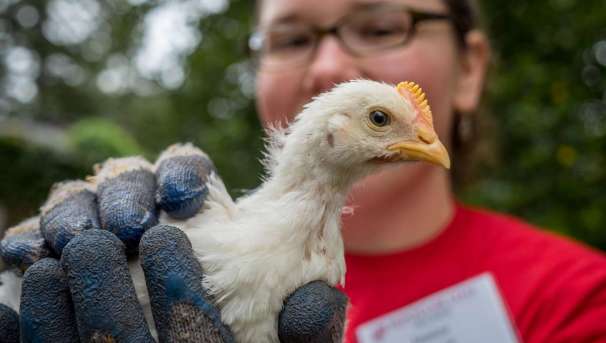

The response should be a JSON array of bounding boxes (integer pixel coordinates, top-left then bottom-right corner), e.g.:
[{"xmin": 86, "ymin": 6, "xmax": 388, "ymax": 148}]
[
  {"xmin": 0, "ymin": 303, "xmax": 19, "ymax": 343},
  {"xmin": 40, "ymin": 181, "xmax": 100, "ymax": 255},
  {"xmin": 20, "ymin": 258, "xmax": 78, "ymax": 343},
  {"xmin": 155, "ymin": 144, "xmax": 216, "ymax": 220},
  {"xmin": 0, "ymin": 218, "xmax": 52, "ymax": 271},
  {"xmin": 140, "ymin": 225, "xmax": 234, "ymax": 343},
  {"xmin": 61, "ymin": 229, "xmax": 153, "ymax": 342},
  {"xmin": 279, "ymin": 281, "xmax": 348, "ymax": 343},
  {"xmin": 96, "ymin": 158, "xmax": 158, "ymax": 254}
]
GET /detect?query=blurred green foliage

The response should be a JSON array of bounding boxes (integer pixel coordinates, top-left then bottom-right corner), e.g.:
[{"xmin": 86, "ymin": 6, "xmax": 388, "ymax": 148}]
[
  {"xmin": 68, "ymin": 118, "xmax": 146, "ymax": 166},
  {"xmin": 0, "ymin": 0, "xmax": 605, "ymax": 249},
  {"xmin": 461, "ymin": 0, "xmax": 606, "ymax": 249}
]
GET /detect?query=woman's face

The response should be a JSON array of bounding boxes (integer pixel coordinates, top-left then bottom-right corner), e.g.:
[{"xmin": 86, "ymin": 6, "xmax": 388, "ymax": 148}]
[{"xmin": 255, "ymin": 0, "xmax": 481, "ymax": 148}]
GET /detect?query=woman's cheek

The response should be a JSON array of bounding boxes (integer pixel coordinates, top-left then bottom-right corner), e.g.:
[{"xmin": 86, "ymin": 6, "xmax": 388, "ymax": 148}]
[{"xmin": 256, "ymin": 70, "xmax": 308, "ymax": 127}]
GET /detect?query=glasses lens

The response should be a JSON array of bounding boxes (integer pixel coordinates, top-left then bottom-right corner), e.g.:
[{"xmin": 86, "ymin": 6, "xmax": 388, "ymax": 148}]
[
  {"xmin": 341, "ymin": 8, "xmax": 412, "ymax": 55},
  {"xmin": 254, "ymin": 24, "xmax": 315, "ymax": 70}
]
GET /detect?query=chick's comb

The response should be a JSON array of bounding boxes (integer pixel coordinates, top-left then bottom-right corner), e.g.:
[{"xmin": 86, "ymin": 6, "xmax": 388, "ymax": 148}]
[{"xmin": 396, "ymin": 81, "xmax": 434, "ymax": 128}]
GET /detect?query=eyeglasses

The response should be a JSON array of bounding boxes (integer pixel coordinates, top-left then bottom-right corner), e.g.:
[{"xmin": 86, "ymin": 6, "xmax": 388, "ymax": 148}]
[{"xmin": 248, "ymin": 3, "xmax": 453, "ymax": 71}]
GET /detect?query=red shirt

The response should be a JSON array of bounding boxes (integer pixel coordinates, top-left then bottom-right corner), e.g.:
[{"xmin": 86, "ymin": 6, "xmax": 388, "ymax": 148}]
[{"xmin": 343, "ymin": 204, "xmax": 606, "ymax": 343}]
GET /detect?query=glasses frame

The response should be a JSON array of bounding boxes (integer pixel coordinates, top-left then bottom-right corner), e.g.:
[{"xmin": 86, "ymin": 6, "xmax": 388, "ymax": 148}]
[{"xmin": 248, "ymin": 4, "xmax": 454, "ymax": 70}]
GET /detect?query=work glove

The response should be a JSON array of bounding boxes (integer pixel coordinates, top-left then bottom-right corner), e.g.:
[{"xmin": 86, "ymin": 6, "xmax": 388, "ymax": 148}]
[{"xmin": 0, "ymin": 144, "xmax": 348, "ymax": 342}]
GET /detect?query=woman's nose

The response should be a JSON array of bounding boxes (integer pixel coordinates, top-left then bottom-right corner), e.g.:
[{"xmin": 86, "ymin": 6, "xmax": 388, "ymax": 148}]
[{"xmin": 303, "ymin": 36, "xmax": 361, "ymax": 95}]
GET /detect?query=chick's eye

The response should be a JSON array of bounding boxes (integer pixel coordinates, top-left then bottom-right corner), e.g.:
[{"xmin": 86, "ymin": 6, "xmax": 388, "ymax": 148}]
[{"xmin": 369, "ymin": 110, "xmax": 391, "ymax": 127}]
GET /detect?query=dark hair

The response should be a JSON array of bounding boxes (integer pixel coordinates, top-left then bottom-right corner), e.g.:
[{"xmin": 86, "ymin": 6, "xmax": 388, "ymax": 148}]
[
  {"xmin": 444, "ymin": 0, "xmax": 479, "ymax": 44},
  {"xmin": 441, "ymin": 0, "xmax": 492, "ymax": 187}
]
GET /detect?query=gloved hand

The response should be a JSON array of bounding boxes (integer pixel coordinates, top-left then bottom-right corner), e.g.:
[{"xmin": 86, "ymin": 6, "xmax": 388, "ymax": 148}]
[{"xmin": 0, "ymin": 144, "xmax": 348, "ymax": 342}]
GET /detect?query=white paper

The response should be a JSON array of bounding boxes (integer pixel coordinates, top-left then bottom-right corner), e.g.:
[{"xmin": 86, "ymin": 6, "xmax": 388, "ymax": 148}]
[{"xmin": 356, "ymin": 273, "xmax": 520, "ymax": 343}]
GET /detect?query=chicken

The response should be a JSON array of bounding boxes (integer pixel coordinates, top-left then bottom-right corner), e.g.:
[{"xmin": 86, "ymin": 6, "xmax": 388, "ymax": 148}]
[
  {"xmin": 158, "ymin": 79, "xmax": 450, "ymax": 342},
  {"xmin": 0, "ymin": 79, "xmax": 449, "ymax": 343}
]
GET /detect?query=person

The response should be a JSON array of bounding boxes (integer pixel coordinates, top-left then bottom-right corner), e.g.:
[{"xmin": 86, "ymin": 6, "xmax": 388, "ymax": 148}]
[
  {"xmin": 253, "ymin": 0, "xmax": 606, "ymax": 342},
  {"xmin": 1, "ymin": 0, "xmax": 605, "ymax": 342}
]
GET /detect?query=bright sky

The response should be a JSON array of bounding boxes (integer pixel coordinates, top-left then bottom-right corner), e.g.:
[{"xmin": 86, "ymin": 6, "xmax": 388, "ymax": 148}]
[
  {"xmin": 2, "ymin": 0, "xmax": 228, "ymax": 105},
  {"xmin": 134, "ymin": 0, "xmax": 227, "ymax": 89}
]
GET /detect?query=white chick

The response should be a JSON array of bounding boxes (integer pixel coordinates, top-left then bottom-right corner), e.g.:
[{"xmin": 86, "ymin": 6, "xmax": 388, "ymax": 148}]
[
  {"xmin": 0, "ymin": 80, "xmax": 449, "ymax": 342},
  {"xmin": 164, "ymin": 79, "xmax": 451, "ymax": 343}
]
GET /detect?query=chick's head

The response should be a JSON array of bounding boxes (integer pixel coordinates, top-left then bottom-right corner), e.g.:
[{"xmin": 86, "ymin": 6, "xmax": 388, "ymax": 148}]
[{"xmin": 301, "ymin": 79, "xmax": 451, "ymax": 173}]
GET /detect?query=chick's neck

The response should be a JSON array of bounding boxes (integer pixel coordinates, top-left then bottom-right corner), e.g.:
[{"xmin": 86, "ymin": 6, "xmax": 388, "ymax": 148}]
[
  {"xmin": 258, "ymin": 125, "xmax": 364, "ymax": 235},
  {"xmin": 342, "ymin": 163, "xmax": 455, "ymax": 255},
  {"xmin": 253, "ymin": 134, "xmax": 355, "ymax": 269},
  {"xmin": 268, "ymin": 119, "xmax": 364, "ymax": 196}
]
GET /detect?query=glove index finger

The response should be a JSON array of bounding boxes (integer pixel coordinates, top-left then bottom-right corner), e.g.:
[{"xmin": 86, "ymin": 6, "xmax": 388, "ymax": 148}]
[
  {"xmin": 0, "ymin": 303, "xmax": 19, "ymax": 343},
  {"xmin": 20, "ymin": 258, "xmax": 79, "ymax": 343},
  {"xmin": 40, "ymin": 180, "xmax": 100, "ymax": 255},
  {"xmin": 155, "ymin": 143, "xmax": 216, "ymax": 220},
  {"xmin": 0, "ymin": 217, "xmax": 52, "ymax": 272},
  {"xmin": 140, "ymin": 225, "xmax": 234, "ymax": 343},
  {"xmin": 94, "ymin": 156, "xmax": 158, "ymax": 254},
  {"xmin": 279, "ymin": 281, "xmax": 348, "ymax": 343},
  {"xmin": 61, "ymin": 229, "xmax": 154, "ymax": 342}
]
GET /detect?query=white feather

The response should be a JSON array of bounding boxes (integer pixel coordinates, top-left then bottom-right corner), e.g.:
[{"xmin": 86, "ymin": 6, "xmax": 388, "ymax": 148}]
[{"xmin": 0, "ymin": 270, "xmax": 22, "ymax": 312}]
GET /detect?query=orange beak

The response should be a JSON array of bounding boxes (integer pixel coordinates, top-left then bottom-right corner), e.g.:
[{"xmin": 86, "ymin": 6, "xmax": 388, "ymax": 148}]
[
  {"xmin": 387, "ymin": 124, "xmax": 451, "ymax": 169},
  {"xmin": 388, "ymin": 81, "xmax": 451, "ymax": 169}
]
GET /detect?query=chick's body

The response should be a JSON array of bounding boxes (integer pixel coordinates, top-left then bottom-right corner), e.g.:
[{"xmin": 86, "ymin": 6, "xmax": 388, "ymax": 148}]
[
  {"xmin": 177, "ymin": 174, "xmax": 346, "ymax": 343},
  {"xmin": 171, "ymin": 105, "xmax": 354, "ymax": 342},
  {"xmin": 155, "ymin": 80, "xmax": 450, "ymax": 343}
]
